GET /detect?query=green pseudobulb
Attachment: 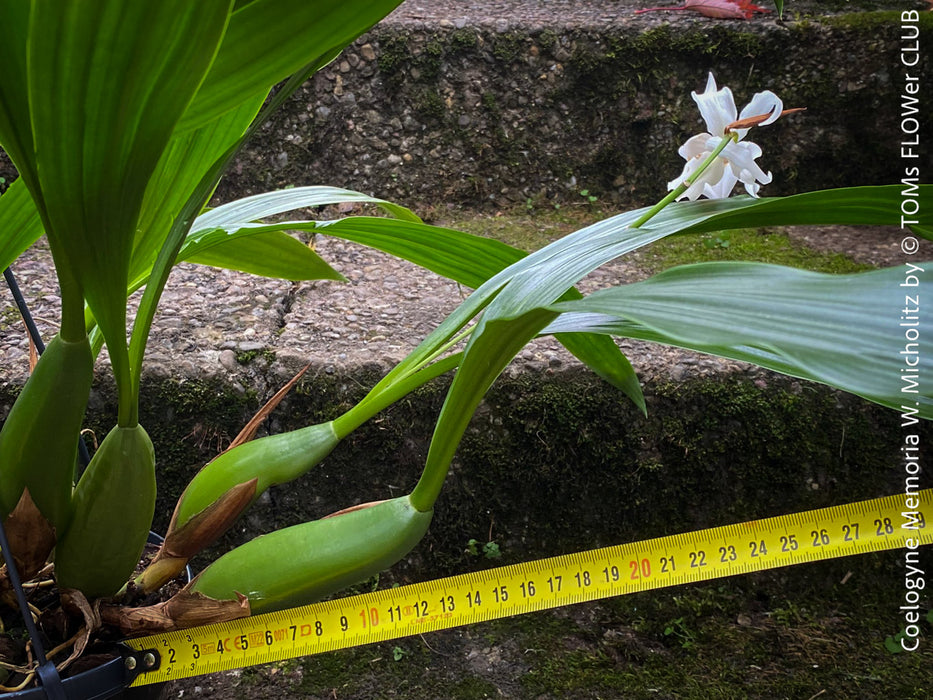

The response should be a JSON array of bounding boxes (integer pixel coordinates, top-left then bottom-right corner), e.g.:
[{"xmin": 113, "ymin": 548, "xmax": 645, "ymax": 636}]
[
  {"xmin": 0, "ymin": 334, "xmax": 93, "ymax": 531},
  {"xmin": 55, "ymin": 424, "xmax": 156, "ymax": 598},
  {"xmin": 192, "ymin": 495, "xmax": 432, "ymax": 613}
]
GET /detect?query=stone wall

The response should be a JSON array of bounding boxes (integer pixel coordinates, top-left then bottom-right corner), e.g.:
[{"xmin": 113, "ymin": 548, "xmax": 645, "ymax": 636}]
[
  {"xmin": 217, "ymin": 11, "xmax": 932, "ymax": 209},
  {"xmin": 1, "ymin": 11, "xmax": 929, "ymax": 209}
]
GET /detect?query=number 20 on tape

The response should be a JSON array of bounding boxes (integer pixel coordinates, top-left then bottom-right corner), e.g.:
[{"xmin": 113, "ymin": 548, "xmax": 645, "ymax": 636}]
[{"xmin": 127, "ymin": 490, "xmax": 930, "ymax": 685}]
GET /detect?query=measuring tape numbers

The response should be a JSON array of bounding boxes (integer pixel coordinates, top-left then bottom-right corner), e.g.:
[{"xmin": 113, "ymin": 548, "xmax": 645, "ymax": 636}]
[{"xmin": 126, "ymin": 490, "xmax": 931, "ymax": 686}]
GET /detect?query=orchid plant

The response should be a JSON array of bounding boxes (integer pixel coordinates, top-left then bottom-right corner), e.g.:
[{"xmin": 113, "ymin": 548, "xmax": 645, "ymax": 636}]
[{"xmin": 0, "ymin": 0, "xmax": 929, "ymax": 694}]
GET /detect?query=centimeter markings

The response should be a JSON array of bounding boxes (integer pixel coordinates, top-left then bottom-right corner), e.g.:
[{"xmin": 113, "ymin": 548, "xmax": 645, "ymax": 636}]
[{"xmin": 128, "ymin": 490, "xmax": 931, "ymax": 686}]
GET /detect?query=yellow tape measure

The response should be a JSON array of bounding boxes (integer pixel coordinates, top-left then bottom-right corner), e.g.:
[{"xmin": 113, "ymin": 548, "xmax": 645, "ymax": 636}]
[{"xmin": 127, "ymin": 490, "xmax": 931, "ymax": 686}]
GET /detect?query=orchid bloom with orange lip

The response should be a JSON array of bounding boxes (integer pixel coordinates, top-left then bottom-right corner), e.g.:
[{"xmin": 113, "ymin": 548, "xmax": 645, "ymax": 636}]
[{"xmin": 668, "ymin": 72, "xmax": 787, "ymax": 201}]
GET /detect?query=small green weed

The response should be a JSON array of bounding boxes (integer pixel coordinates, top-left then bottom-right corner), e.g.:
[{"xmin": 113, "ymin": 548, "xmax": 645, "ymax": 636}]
[
  {"xmin": 663, "ymin": 617, "xmax": 696, "ymax": 649},
  {"xmin": 465, "ymin": 538, "xmax": 502, "ymax": 559}
]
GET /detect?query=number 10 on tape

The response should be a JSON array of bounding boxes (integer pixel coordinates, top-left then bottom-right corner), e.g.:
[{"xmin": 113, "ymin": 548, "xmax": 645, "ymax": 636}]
[{"xmin": 128, "ymin": 490, "xmax": 930, "ymax": 685}]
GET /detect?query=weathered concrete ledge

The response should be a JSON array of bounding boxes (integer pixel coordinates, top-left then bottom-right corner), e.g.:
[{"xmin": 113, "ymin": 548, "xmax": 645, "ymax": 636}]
[{"xmin": 0, "ymin": 355, "xmax": 925, "ymax": 579}]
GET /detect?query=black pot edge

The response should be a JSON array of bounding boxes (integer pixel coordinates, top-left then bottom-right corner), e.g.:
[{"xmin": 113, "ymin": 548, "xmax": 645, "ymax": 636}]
[{"xmin": 2, "ymin": 533, "xmax": 180, "ymax": 700}]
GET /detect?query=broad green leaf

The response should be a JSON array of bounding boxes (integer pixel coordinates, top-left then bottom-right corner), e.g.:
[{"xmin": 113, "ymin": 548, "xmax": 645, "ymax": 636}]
[
  {"xmin": 409, "ymin": 186, "xmax": 932, "ymax": 516},
  {"xmin": 319, "ymin": 217, "xmax": 646, "ymax": 409},
  {"xmin": 0, "ymin": 0, "xmax": 38, "ymax": 196},
  {"xmin": 183, "ymin": 227, "xmax": 343, "ymax": 281},
  {"xmin": 912, "ymin": 224, "xmax": 933, "ymax": 242},
  {"xmin": 409, "ymin": 309, "xmax": 560, "ymax": 512},
  {"xmin": 177, "ymin": 0, "xmax": 404, "ymax": 132},
  {"xmin": 193, "ymin": 186, "xmax": 421, "ymax": 231},
  {"xmin": 554, "ymin": 331, "xmax": 643, "ymax": 412},
  {"xmin": 129, "ymin": 94, "xmax": 268, "ymax": 288},
  {"xmin": 178, "ymin": 211, "xmax": 644, "ymax": 407},
  {"xmin": 0, "ymin": 178, "xmax": 43, "ymax": 271},
  {"xmin": 482, "ymin": 186, "xmax": 931, "ymax": 328},
  {"xmin": 27, "ymin": 0, "xmax": 231, "ymax": 401},
  {"xmin": 321, "ymin": 217, "xmax": 522, "ymax": 290},
  {"xmin": 546, "ymin": 262, "xmax": 932, "ymax": 418}
]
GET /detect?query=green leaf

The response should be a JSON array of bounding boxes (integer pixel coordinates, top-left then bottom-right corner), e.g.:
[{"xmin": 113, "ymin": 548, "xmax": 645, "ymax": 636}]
[
  {"xmin": 165, "ymin": 184, "xmax": 424, "ymax": 282},
  {"xmin": 0, "ymin": 0, "xmax": 38, "ymax": 195},
  {"xmin": 547, "ymin": 262, "xmax": 932, "ymax": 418},
  {"xmin": 27, "ymin": 0, "xmax": 231, "ymax": 405},
  {"xmin": 129, "ymin": 94, "xmax": 268, "ymax": 289},
  {"xmin": 176, "ymin": 0, "xmax": 404, "ymax": 132},
  {"xmin": 320, "ymin": 217, "xmax": 644, "ymax": 409},
  {"xmin": 554, "ymin": 332, "xmax": 644, "ymax": 413},
  {"xmin": 0, "ymin": 178, "xmax": 43, "ymax": 272},
  {"xmin": 407, "ymin": 185, "xmax": 931, "ymax": 514},
  {"xmin": 179, "ymin": 210, "xmax": 643, "ymax": 406},
  {"xmin": 482, "ymin": 187, "xmax": 930, "ymax": 329},
  {"xmin": 183, "ymin": 227, "xmax": 343, "ymax": 281},
  {"xmin": 911, "ymin": 224, "xmax": 933, "ymax": 242},
  {"xmin": 410, "ymin": 308, "xmax": 558, "ymax": 512},
  {"xmin": 193, "ymin": 186, "xmax": 422, "ymax": 229},
  {"xmin": 321, "ymin": 217, "xmax": 522, "ymax": 290},
  {"xmin": 127, "ymin": 54, "xmax": 340, "ymax": 411}
]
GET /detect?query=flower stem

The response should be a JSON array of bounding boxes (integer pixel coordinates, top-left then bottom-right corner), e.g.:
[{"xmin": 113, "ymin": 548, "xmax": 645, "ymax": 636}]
[
  {"xmin": 333, "ymin": 324, "xmax": 476, "ymax": 439},
  {"xmin": 629, "ymin": 133, "xmax": 737, "ymax": 229},
  {"xmin": 332, "ymin": 353, "xmax": 461, "ymax": 439}
]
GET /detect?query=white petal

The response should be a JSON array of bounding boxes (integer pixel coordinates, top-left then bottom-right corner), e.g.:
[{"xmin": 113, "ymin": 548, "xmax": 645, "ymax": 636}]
[
  {"xmin": 721, "ymin": 140, "xmax": 770, "ymax": 185},
  {"xmin": 703, "ymin": 165, "xmax": 737, "ymax": 200},
  {"xmin": 740, "ymin": 90, "xmax": 784, "ymax": 125},
  {"xmin": 743, "ymin": 179, "xmax": 762, "ymax": 197},
  {"xmin": 692, "ymin": 73, "xmax": 736, "ymax": 137},
  {"xmin": 668, "ymin": 157, "xmax": 699, "ymax": 194},
  {"xmin": 668, "ymin": 160, "xmax": 693, "ymax": 193},
  {"xmin": 732, "ymin": 90, "xmax": 784, "ymax": 139},
  {"xmin": 679, "ymin": 133, "xmax": 712, "ymax": 160},
  {"xmin": 678, "ymin": 158, "xmax": 726, "ymax": 200}
]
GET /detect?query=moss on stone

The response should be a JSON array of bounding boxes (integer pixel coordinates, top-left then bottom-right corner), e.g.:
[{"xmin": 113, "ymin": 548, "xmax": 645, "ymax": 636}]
[
  {"xmin": 413, "ymin": 88, "xmax": 446, "ymax": 123},
  {"xmin": 376, "ymin": 32, "xmax": 412, "ymax": 78},
  {"xmin": 449, "ymin": 28, "xmax": 478, "ymax": 54},
  {"xmin": 491, "ymin": 32, "xmax": 525, "ymax": 64}
]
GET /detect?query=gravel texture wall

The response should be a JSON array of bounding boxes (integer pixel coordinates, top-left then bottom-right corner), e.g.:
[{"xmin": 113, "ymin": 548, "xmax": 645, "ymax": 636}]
[
  {"xmin": 0, "ymin": 5, "xmax": 928, "ymax": 208},
  {"xmin": 215, "ymin": 5, "xmax": 932, "ymax": 209}
]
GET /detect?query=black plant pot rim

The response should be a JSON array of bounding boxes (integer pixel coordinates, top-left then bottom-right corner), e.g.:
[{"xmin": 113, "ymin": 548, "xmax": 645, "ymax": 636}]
[
  {"xmin": 4, "ymin": 656, "xmax": 133, "ymax": 700},
  {"xmin": 3, "ymin": 533, "xmax": 184, "ymax": 700}
]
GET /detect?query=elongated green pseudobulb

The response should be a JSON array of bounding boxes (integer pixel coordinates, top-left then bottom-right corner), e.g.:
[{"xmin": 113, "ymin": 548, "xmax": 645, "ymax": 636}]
[
  {"xmin": 173, "ymin": 421, "xmax": 339, "ymax": 530},
  {"xmin": 191, "ymin": 495, "xmax": 432, "ymax": 614},
  {"xmin": 0, "ymin": 333, "xmax": 93, "ymax": 531},
  {"xmin": 55, "ymin": 424, "xmax": 156, "ymax": 598}
]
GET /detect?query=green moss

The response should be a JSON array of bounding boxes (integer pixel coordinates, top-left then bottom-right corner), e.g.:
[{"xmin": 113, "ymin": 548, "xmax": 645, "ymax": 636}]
[
  {"xmin": 825, "ymin": 9, "xmax": 933, "ymax": 29},
  {"xmin": 639, "ymin": 227, "xmax": 874, "ymax": 275},
  {"xmin": 376, "ymin": 33, "xmax": 412, "ymax": 77},
  {"xmin": 564, "ymin": 25, "xmax": 766, "ymax": 103},
  {"xmin": 536, "ymin": 28, "xmax": 558, "ymax": 53},
  {"xmin": 418, "ymin": 39, "xmax": 445, "ymax": 80},
  {"xmin": 234, "ymin": 348, "xmax": 276, "ymax": 365},
  {"xmin": 0, "ymin": 305, "xmax": 22, "ymax": 332},
  {"xmin": 449, "ymin": 28, "xmax": 478, "ymax": 53},
  {"xmin": 413, "ymin": 88, "xmax": 446, "ymax": 123},
  {"xmin": 491, "ymin": 32, "xmax": 525, "ymax": 63},
  {"xmin": 480, "ymin": 92, "xmax": 500, "ymax": 118}
]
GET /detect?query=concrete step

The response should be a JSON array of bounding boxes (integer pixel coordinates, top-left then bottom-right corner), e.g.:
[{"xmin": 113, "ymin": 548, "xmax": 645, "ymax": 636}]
[{"xmin": 220, "ymin": 1, "xmax": 930, "ymax": 209}]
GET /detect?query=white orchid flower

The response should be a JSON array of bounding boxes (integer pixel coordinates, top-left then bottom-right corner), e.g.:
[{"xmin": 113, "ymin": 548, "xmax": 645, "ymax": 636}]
[{"xmin": 668, "ymin": 72, "xmax": 784, "ymax": 201}]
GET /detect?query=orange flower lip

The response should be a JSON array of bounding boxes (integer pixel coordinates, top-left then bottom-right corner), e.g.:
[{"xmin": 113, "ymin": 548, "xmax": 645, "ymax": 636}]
[{"xmin": 725, "ymin": 107, "xmax": 806, "ymax": 133}]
